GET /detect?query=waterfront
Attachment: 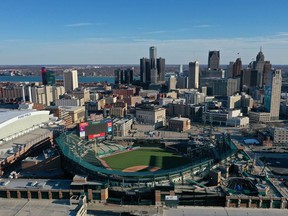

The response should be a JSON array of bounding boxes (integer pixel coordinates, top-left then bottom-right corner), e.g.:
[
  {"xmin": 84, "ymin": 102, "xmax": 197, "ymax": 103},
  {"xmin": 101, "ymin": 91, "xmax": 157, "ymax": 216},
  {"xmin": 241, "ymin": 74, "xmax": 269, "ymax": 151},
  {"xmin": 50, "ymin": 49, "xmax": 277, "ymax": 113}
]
[{"xmin": 0, "ymin": 76, "xmax": 114, "ymax": 83}]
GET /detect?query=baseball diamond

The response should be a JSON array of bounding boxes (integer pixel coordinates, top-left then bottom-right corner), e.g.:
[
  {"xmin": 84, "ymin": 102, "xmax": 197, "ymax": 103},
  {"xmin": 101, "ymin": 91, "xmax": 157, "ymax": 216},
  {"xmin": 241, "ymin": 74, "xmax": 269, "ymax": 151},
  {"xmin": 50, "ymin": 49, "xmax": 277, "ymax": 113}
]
[{"xmin": 101, "ymin": 148, "xmax": 191, "ymax": 172}]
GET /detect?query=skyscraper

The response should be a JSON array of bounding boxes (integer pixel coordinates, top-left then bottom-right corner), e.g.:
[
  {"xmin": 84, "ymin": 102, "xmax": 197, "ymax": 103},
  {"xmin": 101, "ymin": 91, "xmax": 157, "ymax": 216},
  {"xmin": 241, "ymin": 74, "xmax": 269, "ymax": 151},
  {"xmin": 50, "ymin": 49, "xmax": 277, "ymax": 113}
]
[
  {"xmin": 63, "ymin": 69, "xmax": 78, "ymax": 92},
  {"xmin": 140, "ymin": 57, "xmax": 151, "ymax": 83},
  {"xmin": 250, "ymin": 70, "xmax": 258, "ymax": 88},
  {"xmin": 262, "ymin": 61, "xmax": 272, "ymax": 86},
  {"xmin": 179, "ymin": 64, "xmax": 183, "ymax": 73},
  {"xmin": 41, "ymin": 67, "xmax": 56, "ymax": 86},
  {"xmin": 227, "ymin": 78, "xmax": 240, "ymax": 96},
  {"xmin": 264, "ymin": 69, "xmax": 282, "ymax": 121},
  {"xmin": 188, "ymin": 61, "xmax": 199, "ymax": 89},
  {"xmin": 208, "ymin": 51, "xmax": 220, "ymax": 70},
  {"xmin": 114, "ymin": 68, "xmax": 133, "ymax": 85},
  {"xmin": 232, "ymin": 58, "xmax": 242, "ymax": 78},
  {"xmin": 140, "ymin": 47, "xmax": 165, "ymax": 85},
  {"xmin": 157, "ymin": 58, "xmax": 165, "ymax": 83},
  {"xmin": 149, "ymin": 46, "xmax": 157, "ymax": 69},
  {"xmin": 114, "ymin": 69, "xmax": 123, "ymax": 85},
  {"xmin": 167, "ymin": 75, "xmax": 177, "ymax": 90},
  {"xmin": 251, "ymin": 48, "xmax": 272, "ymax": 87},
  {"xmin": 226, "ymin": 62, "xmax": 234, "ymax": 79},
  {"xmin": 41, "ymin": 67, "xmax": 47, "ymax": 84},
  {"xmin": 124, "ymin": 68, "xmax": 134, "ymax": 85},
  {"xmin": 150, "ymin": 68, "xmax": 158, "ymax": 84}
]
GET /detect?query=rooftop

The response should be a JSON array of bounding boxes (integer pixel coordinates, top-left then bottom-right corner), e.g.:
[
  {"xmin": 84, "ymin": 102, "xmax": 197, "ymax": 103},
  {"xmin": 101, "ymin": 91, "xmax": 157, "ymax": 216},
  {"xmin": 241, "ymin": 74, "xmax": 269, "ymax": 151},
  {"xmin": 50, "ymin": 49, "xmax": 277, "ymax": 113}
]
[
  {"xmin": 23, "ymin": 148, "xmax": 59, "ymax": 163},
  {"xmin": 113, "ymin": 118, "xmax": 132, "ymax": 125},
  {"xmin": 170, "ymin": 116, "xmax": 190, "ymax": 121},
  {"xmin": 0, "ymin": 109, "xmax": 36, "ymax": 125},
  {"xmin": 0, "ymin": 199, "xmax": 78, "ymax": 216},
  {"xmin": 0, "ymin": 178, "xmax": 71, "ymax": 190},
  {"xmin": 0, "ymin": 128, "xmax": 51, "ymax": 160},
  {"xmin": 136, "ymin": 103, "xmax": 165, "ymax": 111},
  {"xmin": 59, "ymin": 106, "xmax": 84, "ymax": 112},
  {"xmin": 244, "ymin": 139, "xmax": 260, "ymax": 145}
]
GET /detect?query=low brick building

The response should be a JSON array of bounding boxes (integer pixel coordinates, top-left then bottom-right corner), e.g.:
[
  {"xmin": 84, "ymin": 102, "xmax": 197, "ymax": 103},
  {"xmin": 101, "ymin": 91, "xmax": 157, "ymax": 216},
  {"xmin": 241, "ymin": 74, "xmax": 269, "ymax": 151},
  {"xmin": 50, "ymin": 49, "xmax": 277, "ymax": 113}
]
[{"xmin": 168, "ymin": 116, "xmax": 191, "ymax": 132}]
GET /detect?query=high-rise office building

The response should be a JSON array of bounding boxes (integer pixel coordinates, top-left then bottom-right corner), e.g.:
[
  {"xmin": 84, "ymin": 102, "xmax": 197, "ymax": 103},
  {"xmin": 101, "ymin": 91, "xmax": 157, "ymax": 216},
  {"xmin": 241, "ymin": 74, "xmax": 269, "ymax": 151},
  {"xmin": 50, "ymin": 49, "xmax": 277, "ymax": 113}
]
[
  {"xmin": 114, "ymin": 69, "xmax": 123, "ymax": 85},
  {"xmin": 179, "ymin": 64, "xmax": 183, "ymax": 73},
  {"xmin": 240, "ymin": 69, "xmax": 251, "ymax": 89},
  {"xmin": 150, "ymin": 68, "xmax": 158, "ymax": 84},
  {"xmin": 114, "ymin": 68, "xmax": 133, "ymax": 85},
  {"xmin": 251, "ymin": 48, "xmax": 272, "ymax": 87},
  {"xmin": 140, "ymin": 57, "xmax": 151, "ymax": 83},
  {"xmin": 150, "ymin": 46, "xmax": 157, "ymax": 69},
  {"xmin": 124, "ymin": 68, "xmax": 134, "ymax": 85},
  {"xmin": 63, "ymin": 69, "xmax": 78, "ymax": 92},
  {"xmin": 227, "ymin": 78, "xmax": 240, "ymax": 96},
  {"xmin": 140, "ymin": 47, "xmax": 165, "ymax": 85},
  {"xmin": 157, "ymin": 58, "xmax": 165, "ymax": 83},
  {"xmin": 264, "ymin": 69, "xmax": 282, "ymax": 121},
  {"xmin": 41, "ymin": 67, "xmax": 56, "ymax": 86},
  {"xmin": 241, "ymin": 68, "xmax": 258, "ymax": 89},
  {"xmin": 45, "ymin": 70, "xmax": 56, "ymax": 86},
  {"xmin": 226, "ymin": 62, "xmax": 234, "ymax": 79},
  {"xmin": 177, "ymin": 76, "xmax": 189, "ymax": 89},
  {"xmin": 188, "ymin": 61, "xmax": 199, "ymax": 89},
  {"xmin": 208, "ymin": 51, "xmax": 220, "ymax": 70},
  {"xmin": 262, "ymin": 61, "xmax": 272, "ymax": 86},
  {"xmin": 167, "ymin": 75, "xmax": 177, "ymax": 90},
  {"xmin": 30, "ymin": 85, "xmax": 65, "ymax": 106},
  {"xmin": 41, "ymin": 67, "xmax": 47, "ymax": 85},
  {"xmin": 250, "ymin": 70, "xmax": 258, "ymax": 87},
  {"xmin": 232, "ymin": 58, "xmax": 242, "ymax": 78}
]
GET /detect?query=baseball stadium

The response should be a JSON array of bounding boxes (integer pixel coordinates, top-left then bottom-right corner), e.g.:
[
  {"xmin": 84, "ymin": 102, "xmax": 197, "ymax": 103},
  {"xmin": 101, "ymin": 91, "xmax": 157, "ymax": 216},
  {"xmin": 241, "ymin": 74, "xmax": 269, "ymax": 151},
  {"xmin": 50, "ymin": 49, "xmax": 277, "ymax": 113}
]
[
  {"xmin": 56, "ymin": 132, "xmax": 217, "ymax": 187},
  {"xmin": 55, "ymin": 126, "xmax": 238, "ymax": 187}
]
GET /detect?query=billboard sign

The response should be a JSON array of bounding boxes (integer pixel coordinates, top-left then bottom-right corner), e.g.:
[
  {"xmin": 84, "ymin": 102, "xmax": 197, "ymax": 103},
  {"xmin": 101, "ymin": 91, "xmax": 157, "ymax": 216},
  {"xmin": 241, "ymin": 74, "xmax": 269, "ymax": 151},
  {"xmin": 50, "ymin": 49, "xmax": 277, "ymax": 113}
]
[{"xmin": 78, "ymin": 119, "xmax": 113, "ymax": 139}]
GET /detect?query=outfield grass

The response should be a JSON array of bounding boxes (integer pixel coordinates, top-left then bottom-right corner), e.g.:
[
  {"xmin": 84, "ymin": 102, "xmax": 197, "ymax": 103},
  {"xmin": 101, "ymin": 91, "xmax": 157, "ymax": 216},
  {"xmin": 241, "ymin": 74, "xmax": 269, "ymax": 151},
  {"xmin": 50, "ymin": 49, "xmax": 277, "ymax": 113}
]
[{"xmin": 102, "ymin": 148, "xmax": 191, "ymax": 171}]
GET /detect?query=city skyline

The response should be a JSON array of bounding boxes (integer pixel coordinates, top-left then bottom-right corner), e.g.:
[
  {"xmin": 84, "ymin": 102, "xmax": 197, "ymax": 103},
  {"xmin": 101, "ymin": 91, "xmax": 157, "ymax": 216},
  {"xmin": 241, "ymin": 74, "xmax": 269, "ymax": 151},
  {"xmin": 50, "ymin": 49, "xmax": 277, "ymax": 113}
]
[{"xmin": 1, "ymin": 0, "xmax": 288, "ymax": 65}]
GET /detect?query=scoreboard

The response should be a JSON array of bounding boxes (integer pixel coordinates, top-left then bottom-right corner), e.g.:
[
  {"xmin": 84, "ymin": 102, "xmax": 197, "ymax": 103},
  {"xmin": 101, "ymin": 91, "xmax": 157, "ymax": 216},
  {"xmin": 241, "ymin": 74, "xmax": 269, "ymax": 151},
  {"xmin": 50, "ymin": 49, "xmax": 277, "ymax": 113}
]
[{"xmin": 78, "ymin": 119, "xmax": 113, "ymax": 139}]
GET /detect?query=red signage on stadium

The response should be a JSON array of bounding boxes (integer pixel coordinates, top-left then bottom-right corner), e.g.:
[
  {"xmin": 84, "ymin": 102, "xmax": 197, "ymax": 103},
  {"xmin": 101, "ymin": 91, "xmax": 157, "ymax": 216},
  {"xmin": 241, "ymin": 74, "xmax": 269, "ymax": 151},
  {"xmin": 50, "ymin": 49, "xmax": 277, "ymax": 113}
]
[
  {"xmin": 88, "ymin": 132, "xmax": 105, "ymax": 139},
  {"xmin": 80, "ymin": 122, "xmax": 89, "ymax": 127}
]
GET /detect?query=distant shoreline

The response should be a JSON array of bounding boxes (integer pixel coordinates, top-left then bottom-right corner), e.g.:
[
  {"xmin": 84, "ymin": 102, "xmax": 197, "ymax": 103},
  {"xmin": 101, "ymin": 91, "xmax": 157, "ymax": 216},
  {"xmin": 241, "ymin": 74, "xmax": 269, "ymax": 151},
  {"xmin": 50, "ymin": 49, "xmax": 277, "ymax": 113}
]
[{"xmin": 0, "ymin": 75, "xmax": 116, "ymax": 83}]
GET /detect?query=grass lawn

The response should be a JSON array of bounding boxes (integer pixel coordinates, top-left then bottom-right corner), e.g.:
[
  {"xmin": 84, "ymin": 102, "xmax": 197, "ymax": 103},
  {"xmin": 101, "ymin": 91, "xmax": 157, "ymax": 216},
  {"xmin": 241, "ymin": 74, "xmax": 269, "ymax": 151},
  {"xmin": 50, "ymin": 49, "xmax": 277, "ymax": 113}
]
[{"xmin": 102, "ymin": 148, "xmax": 191, "ymax": 171}]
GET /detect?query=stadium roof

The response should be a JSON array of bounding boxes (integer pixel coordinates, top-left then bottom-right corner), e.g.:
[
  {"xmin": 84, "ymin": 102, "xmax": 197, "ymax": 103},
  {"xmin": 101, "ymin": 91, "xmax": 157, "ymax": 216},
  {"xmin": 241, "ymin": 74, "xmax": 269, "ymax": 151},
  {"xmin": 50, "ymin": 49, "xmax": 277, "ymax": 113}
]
[{"xmin": 0, "ymin": 109, "xmax": 37, "ymax": 125}]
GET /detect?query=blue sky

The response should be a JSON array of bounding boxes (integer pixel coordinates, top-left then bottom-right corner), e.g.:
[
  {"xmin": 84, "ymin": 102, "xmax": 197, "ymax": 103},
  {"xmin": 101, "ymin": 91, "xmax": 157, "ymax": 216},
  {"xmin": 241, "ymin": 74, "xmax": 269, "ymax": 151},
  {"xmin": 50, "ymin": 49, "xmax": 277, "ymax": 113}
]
[{"xmin": 1, "ymin": 0, "xmax": 288, "ymax": 65}]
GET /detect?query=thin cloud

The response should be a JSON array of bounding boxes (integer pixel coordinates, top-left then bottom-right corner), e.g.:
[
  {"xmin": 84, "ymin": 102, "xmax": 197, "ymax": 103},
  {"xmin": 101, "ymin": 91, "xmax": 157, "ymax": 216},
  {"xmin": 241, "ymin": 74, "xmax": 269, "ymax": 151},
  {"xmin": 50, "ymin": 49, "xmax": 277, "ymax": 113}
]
[
  {"xmin": 193, "ymin": 24, "xmax": 213, "ymax": 28},
  {"xmin": 141, "ymin": 30, "xmax": 169, "ymax": 35},
  {"xmin": 2, "ymin": 39, "xmax": 37, "ymax": 43},
  {"xmin": 2, "ymin": 33, "xmax": 288, "ymax": 64},
  {"xmin": 274, "ymin": 32, "xmax": 288, "ymax": 37},
  {"xmin": 133, "ymin": 38, "xmax": 158, "ymax": 42},
  {"xmin": 65, "ymin": 22, "xmax": 103, "ymax": 27}
]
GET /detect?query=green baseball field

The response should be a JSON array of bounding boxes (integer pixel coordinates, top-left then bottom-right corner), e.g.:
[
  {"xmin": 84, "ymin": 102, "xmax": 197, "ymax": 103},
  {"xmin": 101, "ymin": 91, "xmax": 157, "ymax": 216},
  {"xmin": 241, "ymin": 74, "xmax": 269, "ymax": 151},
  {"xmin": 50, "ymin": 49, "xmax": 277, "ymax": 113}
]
[{"xmin": 101, "ymin": 148, "xmax": 191, "ymax": 172}]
